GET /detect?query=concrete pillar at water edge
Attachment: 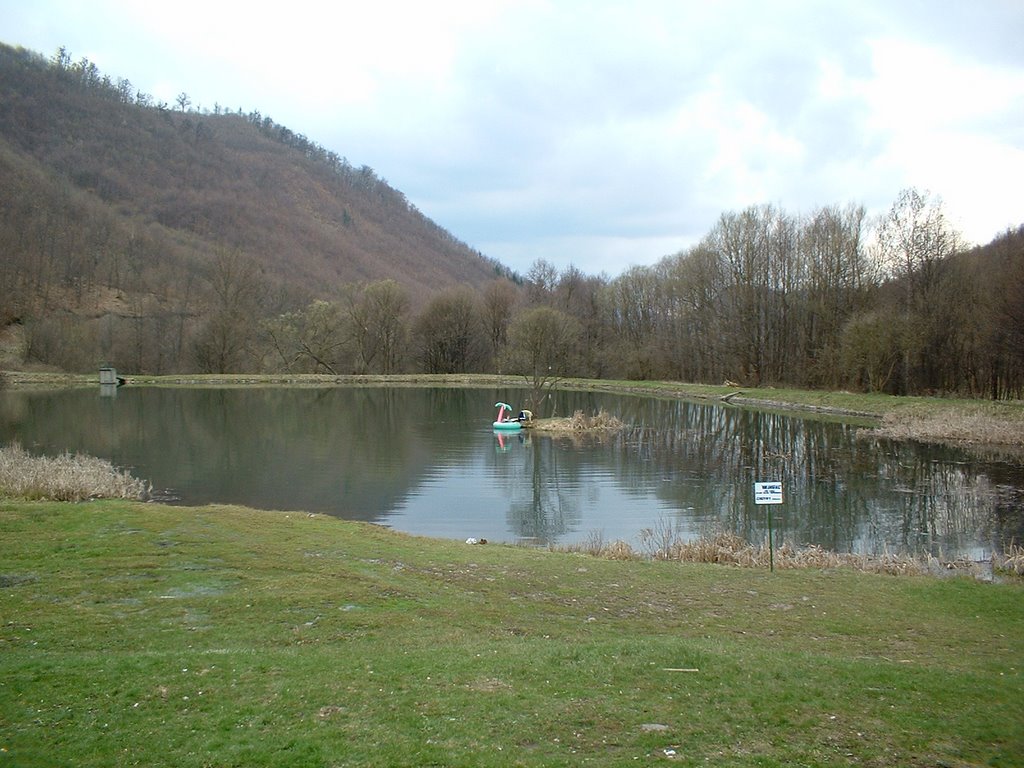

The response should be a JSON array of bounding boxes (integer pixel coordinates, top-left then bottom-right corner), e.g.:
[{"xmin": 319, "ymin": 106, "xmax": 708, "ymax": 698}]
[{"xmin": 99, "ymin": 366, "xmax": 118, "ymax": 397}]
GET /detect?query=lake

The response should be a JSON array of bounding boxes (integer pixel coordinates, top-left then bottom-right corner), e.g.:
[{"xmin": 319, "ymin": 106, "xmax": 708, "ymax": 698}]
[{"xmin": 1, "ymin": 385, "xmax": 1021, "ymax": 559}]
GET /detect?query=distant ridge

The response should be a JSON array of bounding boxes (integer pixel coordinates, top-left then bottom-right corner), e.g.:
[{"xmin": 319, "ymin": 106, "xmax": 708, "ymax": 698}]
[{"xmin": 0, "ymin": 42, "xmax": 510, "ymax": 313}]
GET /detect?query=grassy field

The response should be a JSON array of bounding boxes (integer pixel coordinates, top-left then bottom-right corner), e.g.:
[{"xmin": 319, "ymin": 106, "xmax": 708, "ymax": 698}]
[{"xmin": 2, "ymin": 499, "xmax": 1022, "ymax": 767}]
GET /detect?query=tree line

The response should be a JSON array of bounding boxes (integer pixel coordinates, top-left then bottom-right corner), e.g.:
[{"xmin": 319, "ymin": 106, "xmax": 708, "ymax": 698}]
[
  {"xmin": 225, "ymin": 188, "xmax": 1024, "ymax": 400},
  {"xmin": 12, "ymin": 187, "xmax": 1020, "ymax": 403},
  {"xmin": 2, "ymin": 47, "xmax": 1020, "ymax": 399}
]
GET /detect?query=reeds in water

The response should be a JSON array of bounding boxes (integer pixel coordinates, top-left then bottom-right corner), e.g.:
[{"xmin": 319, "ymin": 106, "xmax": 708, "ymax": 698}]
[
  {"xmin": 867, "ymin": 409, "xmax": 1024, "ymax": 447},
  {"xmin": 564, "ymin": 408, "xmax": 624, "ymax": 432},
  {"xmin": 0, "ymin": 442, "xmax": 151, "ymax": 502},
  {"xmin": 635, "ymin": 518, "xmax": 982, "ymax": 575},
  {"xmin": 556, "ymin": 519, "xmax": 1012, "ymax": 579}
]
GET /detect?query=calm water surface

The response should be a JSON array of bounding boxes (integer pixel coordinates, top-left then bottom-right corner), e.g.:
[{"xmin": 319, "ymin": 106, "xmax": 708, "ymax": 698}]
[{"xmin": 1, "ymin": 386, "xmax": 1021, "ymax": 558}]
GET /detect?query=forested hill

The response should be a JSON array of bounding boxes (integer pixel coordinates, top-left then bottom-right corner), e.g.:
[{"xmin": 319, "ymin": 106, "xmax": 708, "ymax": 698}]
[
  {"xmin": 2, "ymin": 44, "xmax": 1021, "ymax": 396},
  {"xmin": 0, "ymin": 42, "xmax": 507, "ymax": 319}
]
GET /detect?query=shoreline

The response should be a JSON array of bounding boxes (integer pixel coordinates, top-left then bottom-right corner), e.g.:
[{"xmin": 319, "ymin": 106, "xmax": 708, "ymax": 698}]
[
  {"xmin": 3, "ymin": 370, "xmax": 1023, "ymax": 447},
  {"xmin": 0, "ymin": 412, "xmax": 1020, "ymax": 580}
]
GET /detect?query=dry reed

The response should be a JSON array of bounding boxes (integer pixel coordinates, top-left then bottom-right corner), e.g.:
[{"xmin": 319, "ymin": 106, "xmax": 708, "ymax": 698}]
[
  {"xmin": 645, "ymin": 531, "xmax": 972, "ymax": 576},
  {"xmin": 533, "ymin": 409, "xmax": 625, "ymax": 439},
  {"xmin": 565, "ymin": 408, "xmax": 624, "ymax": 432},
  {"xmin": 0, "ymin": 442, "xmax": 150, "ymax": 502},
  {"xmin": 559, "ymin": 530, "xmax": 641, "ymax": 560},
  {"xmin": 994, "ymin": 543, "xmax": 1024, "ymax": 576},
  {"xmin": 553, "ymin": 520, "xmax": 1013, "ymax": 579},
  {"xmin": 866, "ymin": 409, "xmax": 1024, "ymax": 447}
]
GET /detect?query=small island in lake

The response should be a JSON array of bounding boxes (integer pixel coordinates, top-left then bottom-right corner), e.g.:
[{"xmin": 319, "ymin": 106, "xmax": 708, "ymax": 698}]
[{"xmin": 526, "ymin": 408, "xmax": 624, "ymax": 434}]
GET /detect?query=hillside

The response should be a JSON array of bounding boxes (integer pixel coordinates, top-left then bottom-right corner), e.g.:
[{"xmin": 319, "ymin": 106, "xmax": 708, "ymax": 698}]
[
  {"xmin": 1, "ymin": 43, "xmax": 1020, "ymax": 393},
  {"xmin": 0, "ymin": 42, "xmax": 507, "ymax": 321}
]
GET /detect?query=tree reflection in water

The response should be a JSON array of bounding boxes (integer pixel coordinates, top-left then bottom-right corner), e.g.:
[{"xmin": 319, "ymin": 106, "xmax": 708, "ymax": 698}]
[{"xmin": 0, "ymin": 385, "xmax": 1020, "ymax": 558}]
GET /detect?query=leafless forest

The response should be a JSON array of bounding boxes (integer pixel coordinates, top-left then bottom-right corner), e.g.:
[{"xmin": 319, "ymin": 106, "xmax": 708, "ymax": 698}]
[{"xmin": 1, "ymin": 44, "xmax": 1021, "ymax": 398}]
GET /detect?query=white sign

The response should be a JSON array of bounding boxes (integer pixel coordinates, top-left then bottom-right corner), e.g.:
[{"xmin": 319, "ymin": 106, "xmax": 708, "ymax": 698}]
[{"xmin": 754, "ymin": 481, "xmax": 783, "ymax": 505}]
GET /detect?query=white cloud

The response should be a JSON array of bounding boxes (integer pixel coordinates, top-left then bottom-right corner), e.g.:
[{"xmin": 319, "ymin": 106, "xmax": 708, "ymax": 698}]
[
  {"xmin": 1, "ymin": 0, "xmax": 1021, "ymax": 274},
  {"xmin": 854, "ymin": 36, "xmax": 1024, "ymax": 243}
]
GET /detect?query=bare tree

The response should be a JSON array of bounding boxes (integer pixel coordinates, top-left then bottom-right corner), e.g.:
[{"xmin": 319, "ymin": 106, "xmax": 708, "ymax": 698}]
[
  {"xmin": 710, "ymin": 206, "xmax": 774, "ymax": 384},
  {"xmin": 343, "ymin": 280, "xmax": 409, "ymax": 374},
  {"xmin": 503, "ymin": 307, "xmax": 581, "ymax": 414},
  {"xmin": 874, "ymin": 188, "xmax": 963, "ymax": 393},
  {"xmin": 413, "ymin": 287, "xmax": 486, "ymax": 374},
  {"xmin": 192, "ymin": 248, "xmax": 265, "ymax": 372},
  {"xmin": 840, "ymin": 308, "xmax": 902, "ymax": 392},
  {"xmin": 603, "ymin": 265, "xmax": 664, "ymax": 379},
  {"xmin": 555, "ymin": 263, "xmax": 585, "ymax": 311},
  {"xmin": 525, "ymin": 258, "xmax": 559, "ymax": 306},
  {"xmin": 264, "ymin": 300, "xmax": 347, "ymax": 374},
  {"xmin": 480, "ymin": 278, "xmax": 519, "ymax": 366},
  {"xmin": 659, "ymin": 242, "xmax": 724, "ymax": 382},
  {"xmin": 798, "ymin": 204, "xmax": 871, "ymax": 387}
]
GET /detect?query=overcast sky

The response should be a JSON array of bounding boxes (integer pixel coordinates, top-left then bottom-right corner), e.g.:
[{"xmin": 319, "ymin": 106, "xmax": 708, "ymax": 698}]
[{"xmin": 2, "ymin": 0, "xmax": 1022, "ymax": 277}]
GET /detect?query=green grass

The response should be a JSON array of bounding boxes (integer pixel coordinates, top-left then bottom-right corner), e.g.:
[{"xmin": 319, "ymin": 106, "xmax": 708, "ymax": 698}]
[{"xmin": 2, "ymin": 500, "xmax": 1022, "ymax": 766}]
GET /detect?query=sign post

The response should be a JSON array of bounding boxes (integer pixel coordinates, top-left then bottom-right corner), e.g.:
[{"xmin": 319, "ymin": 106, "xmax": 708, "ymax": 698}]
[{"xmin": 754, "ymin": 481, "xmax": 783, "ymax": 572}]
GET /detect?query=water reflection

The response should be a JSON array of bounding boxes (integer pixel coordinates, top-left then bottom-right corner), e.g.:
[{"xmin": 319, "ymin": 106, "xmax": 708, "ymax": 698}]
[
  {"xmin": 600, "ymin": 402, "xmax": 1019, "ymax": 559},
  {"xmin": 0, "ymin": 385, "xmax": 1020, "ymax": 558},
  {"xmin": 501, "ymin": 431, "xmax": 584, "ymax": 543}
]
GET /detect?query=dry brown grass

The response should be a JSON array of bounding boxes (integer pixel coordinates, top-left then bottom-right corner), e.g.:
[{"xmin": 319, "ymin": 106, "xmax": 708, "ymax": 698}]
[
  {"xmin": 555, "ymin": 520, "xmax": 1013, "ymax": 579},
  {"xmin": 557, "ymin": 530, "xmax": 642, "ymax": 560},
  {"xmin": 642, "ymin": 529, "xmax": 976, "ymax": 576},
  {"xmin": 994, "ymin": 543, "xmax": 1024, "ymax": 576},
  {"xmin": 567, "ymin": 408, "xmax": 624, "ymax": 431},
  {"xmin": 866, "ymin": 407, "xmax": 1024, "ymax": 447},
  {"xmin": 0, "ymin": 442, "xmax": 151, "ymax": 502},
  {"xmin": 531, "ymin": 408, "xmax": 625, "ymax": 436}
]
